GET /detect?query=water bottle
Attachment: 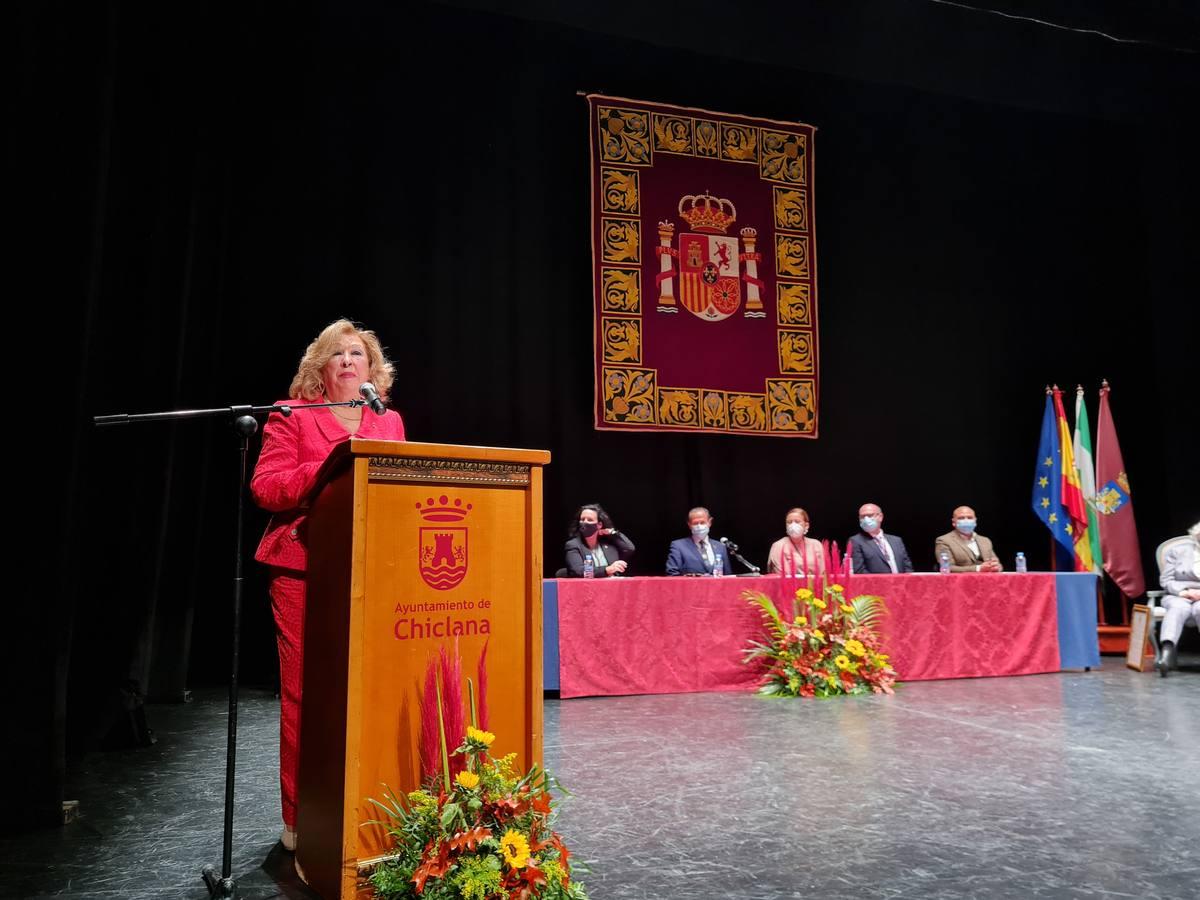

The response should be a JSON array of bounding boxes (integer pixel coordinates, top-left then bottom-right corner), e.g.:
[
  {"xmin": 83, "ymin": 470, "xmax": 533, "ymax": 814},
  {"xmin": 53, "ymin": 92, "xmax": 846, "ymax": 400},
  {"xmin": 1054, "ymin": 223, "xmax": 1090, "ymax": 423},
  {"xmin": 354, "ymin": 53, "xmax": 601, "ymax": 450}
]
[
  {"xmin": 938, "ymin": 552, "xmax": 950, "ymax": 574},
  {"xmin": 712, "ymin": 555, "xmax": 724, "ymax": 577},
  {"xmin": 1015, "ymin": 552, "xmax": 1027, "ymax": 574},
  {"xmin": 583, "ymin": 554, "xmax": 594, "ymax": 579}
]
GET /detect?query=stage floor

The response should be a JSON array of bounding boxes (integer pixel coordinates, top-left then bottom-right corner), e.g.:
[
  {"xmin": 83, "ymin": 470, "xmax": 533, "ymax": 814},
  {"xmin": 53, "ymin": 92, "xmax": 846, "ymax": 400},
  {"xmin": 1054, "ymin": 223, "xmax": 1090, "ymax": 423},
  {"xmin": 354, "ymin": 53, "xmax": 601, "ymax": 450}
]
[{"xmin": 2, "ymin": 657, "xmax": 1197, "ymax": 900}]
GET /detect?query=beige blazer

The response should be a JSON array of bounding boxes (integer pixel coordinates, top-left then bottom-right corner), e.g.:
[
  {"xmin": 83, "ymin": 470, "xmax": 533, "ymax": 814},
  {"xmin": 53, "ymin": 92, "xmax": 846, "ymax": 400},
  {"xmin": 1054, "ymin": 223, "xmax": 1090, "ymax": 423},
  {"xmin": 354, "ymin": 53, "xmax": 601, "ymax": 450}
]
[
  {"xmin": 767, "ymin": 536, "xmax": 826, "ymax": 577},
  {"xmin": 935, "ymin": 530, "xmax": 998, "ymax": 573}
]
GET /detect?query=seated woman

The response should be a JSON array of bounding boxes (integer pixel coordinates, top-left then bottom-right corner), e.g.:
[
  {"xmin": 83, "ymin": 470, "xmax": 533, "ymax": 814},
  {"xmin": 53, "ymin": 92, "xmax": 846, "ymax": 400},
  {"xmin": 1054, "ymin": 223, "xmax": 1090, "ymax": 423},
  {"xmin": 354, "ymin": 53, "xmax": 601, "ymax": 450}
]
[
  {"xmin": 564, "ymin": 503, "xmax": 635, "ymax": 577},
  {"xmin": 1157, "ymin": 521, "xmax": 1200, "ymax": 677},
  {"xmin": 766, "ymin": 507, "xmax": 825, "ymax": 579}
]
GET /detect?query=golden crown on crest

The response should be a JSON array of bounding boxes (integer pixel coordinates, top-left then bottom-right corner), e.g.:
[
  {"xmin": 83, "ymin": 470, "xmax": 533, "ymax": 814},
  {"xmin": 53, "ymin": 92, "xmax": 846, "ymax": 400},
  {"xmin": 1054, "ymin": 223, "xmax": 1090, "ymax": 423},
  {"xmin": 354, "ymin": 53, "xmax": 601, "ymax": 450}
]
[{"xmin": 677, "ymin": 191, "xmax": 737, "ymax": 234}]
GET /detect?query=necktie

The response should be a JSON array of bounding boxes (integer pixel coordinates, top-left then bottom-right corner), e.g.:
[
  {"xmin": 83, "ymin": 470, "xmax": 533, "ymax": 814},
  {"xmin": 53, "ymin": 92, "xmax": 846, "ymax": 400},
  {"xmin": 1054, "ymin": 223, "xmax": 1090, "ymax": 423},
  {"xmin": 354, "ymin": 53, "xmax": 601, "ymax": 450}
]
[{"xmin": 876, "ymin": 536, "xmax": 895, "ymax": 573}]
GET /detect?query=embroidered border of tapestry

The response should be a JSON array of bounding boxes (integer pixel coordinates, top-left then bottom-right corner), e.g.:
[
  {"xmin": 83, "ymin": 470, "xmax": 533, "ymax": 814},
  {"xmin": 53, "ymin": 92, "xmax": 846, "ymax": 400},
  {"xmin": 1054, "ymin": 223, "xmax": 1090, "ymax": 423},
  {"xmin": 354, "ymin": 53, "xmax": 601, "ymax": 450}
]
[{"xmin": 589, "ymin": 94, "xmax": 819, "ymax": 438}]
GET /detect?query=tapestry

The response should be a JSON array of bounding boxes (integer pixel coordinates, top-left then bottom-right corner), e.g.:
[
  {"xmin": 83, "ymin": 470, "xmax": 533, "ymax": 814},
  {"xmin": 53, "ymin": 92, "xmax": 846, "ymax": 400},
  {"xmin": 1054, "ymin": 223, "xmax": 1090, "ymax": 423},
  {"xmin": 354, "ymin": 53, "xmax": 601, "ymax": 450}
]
[{"xmin": 588, "ymin": 94, "xmax": 819, "ymax": 437}]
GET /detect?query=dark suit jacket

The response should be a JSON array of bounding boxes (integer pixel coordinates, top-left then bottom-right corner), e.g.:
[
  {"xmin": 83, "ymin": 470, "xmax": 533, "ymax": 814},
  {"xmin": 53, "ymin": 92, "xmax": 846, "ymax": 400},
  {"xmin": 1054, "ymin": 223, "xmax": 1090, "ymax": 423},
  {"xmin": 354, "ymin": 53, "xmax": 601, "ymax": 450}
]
[
  {"xmin": 848, "ymin": 532, "xmax": 914, "ymax": 574},
  {"xmin": 666, "ymin": 536, "xmax": 730, "ymax": 575},
  {"xmin": 563, "ymin": 532, "xmax": 636, "ymax": 577}
]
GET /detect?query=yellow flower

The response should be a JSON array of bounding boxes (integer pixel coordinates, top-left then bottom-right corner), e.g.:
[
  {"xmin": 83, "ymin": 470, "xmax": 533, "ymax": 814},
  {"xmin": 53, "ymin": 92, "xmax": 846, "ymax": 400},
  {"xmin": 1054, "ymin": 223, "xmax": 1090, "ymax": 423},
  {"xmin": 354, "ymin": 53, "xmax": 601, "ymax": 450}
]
[
  {"xmin": 406, "ymin": 791, "xmax": 438, "ymax": 814},
  {"xmin": 466, "ymin": 726, "xmax": 495, "ymax": 747},
  {"xmin": 795, "ymin": 615, "xmax": 808, "ymax": 626},
  {"xmin": 840, "ymin": 604, "xmax": 854, "ymax": 614},
  {"xmin": 811, "ymin": 629, "xmax": 825, "ymax": 641},
  {"xmin": 795, "ymin": 588, "xmax": 814, "ymax": 600},
  {"xmin": 496, "ymin": 752, "xmax": 519, "ymax": 778},
  {"xmin": 454, "ymin": 770, "xmax": 480, "ymax": 790},
  {"xmin": 831, "ymin": 584, "xmax": 844, "ymax": 593},
  {"xmin": 835, "ymin": 654, "xmax": 852, "ymax": 670},
  {"xmin": 812, "ymin": 597, "xmax": 827, "ymax": 610},
  {"xmin": 500, "ymin": 829, "xmax": 531, "ymax": 869},
  {"xmin": 845, "ymin": 639, "xmax": 867, "ymax": 658}
]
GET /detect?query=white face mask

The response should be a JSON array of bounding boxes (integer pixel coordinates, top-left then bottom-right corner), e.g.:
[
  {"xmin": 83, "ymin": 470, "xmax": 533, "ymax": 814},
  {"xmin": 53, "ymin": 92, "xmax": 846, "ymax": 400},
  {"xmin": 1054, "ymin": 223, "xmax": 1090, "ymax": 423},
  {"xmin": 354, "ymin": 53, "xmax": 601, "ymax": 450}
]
[
  {"xmin": 786, "ymin": 522, "xmax": 807, "ymax": 538},
  {"xmin": 691, "ymin": 523, "xmax": 710, "ymax": 538}
]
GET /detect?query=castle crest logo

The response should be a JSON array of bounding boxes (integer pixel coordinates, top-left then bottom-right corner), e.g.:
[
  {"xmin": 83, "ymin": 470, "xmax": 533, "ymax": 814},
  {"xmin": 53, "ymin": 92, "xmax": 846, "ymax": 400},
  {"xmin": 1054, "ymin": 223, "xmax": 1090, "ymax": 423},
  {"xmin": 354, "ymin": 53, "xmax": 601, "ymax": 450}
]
[{"xmin": 416, "ymin": 495, "xmax": 471, "ymax": 591}]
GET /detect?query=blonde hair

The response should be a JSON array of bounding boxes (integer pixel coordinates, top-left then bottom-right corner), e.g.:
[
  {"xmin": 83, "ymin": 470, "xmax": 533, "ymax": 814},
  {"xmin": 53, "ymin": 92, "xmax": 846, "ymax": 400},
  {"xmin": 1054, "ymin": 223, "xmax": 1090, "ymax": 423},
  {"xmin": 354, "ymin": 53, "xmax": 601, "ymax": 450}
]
[
  {"xmin": 785, "ymin": 507, "xmax": 810, "ymax": 524},
  {"xmin": 288, "ymin": 319, "xmax": 396, "ymax": 401}
]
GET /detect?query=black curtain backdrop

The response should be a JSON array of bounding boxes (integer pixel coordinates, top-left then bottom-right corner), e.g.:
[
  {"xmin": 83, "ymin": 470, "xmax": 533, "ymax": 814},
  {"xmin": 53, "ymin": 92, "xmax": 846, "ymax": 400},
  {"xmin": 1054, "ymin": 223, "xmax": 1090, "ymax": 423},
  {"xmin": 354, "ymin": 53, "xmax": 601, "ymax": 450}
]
[{"xmin": 14, "ymin": 0, "xmax": 1198, "ymax": 828}]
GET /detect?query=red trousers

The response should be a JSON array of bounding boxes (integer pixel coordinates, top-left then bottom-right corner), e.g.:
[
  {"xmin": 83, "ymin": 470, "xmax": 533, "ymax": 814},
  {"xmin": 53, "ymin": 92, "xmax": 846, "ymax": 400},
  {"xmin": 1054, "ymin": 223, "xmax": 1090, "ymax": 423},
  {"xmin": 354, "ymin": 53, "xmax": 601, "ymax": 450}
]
[{"xmin": 269, "ymin": 570, "xmax": 306, "ymax": 828}]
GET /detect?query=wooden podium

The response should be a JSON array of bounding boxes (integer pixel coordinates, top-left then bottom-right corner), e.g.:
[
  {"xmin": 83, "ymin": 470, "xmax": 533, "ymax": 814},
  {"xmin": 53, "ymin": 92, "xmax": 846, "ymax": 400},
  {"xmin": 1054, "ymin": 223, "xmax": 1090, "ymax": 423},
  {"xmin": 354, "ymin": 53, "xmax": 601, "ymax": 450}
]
[{"xmin": 295, "ymin": 440, "xmax": 550, "ymax": 899}]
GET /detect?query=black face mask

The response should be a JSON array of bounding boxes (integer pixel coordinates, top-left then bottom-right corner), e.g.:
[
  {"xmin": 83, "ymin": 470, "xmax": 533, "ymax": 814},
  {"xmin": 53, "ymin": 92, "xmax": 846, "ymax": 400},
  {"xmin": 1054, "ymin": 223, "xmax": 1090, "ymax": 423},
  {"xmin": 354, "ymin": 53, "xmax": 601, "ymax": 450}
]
[{"xmin": 578, "ymin": 521, "xmax": 600, "ymax": 538}]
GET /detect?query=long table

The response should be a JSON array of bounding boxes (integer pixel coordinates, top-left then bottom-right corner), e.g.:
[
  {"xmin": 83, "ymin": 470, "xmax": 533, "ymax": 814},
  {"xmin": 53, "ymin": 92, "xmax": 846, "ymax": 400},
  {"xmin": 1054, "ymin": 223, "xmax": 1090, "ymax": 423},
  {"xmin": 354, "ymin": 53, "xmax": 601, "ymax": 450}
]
[{"xmin": 543, "ymin": 573, "xmax": 1100, "ymax": 698}]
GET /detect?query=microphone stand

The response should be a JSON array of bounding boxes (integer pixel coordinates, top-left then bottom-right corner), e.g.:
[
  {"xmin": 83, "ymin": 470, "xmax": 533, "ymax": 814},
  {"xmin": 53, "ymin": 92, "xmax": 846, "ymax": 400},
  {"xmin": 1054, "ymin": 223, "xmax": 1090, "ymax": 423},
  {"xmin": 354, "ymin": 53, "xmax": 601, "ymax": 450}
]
[
  {"xmin": 720, "ymin": 539, "xmax": 762, "ymax": 576},
  {"xmin": 94, "ymin": 398, "xmax": 366, "ymax": 899}
]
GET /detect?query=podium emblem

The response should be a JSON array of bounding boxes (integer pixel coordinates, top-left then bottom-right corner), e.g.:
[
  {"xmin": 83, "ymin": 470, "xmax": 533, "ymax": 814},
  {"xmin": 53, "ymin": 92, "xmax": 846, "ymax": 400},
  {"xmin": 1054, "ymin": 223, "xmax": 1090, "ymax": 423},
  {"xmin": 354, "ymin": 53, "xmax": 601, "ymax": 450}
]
[{"xmin": 416, "ymin": 495, "xmax": 472, "ymax": 591}]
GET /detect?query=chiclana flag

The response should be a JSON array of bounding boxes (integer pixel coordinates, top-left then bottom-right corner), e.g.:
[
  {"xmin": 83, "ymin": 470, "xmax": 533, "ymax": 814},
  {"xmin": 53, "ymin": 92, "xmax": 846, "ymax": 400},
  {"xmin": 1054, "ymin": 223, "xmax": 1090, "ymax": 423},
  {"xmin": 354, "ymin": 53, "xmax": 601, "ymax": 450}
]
[{"xmin": 1094, "ymin": 380, "xmax": 1145, "ymax": 598}]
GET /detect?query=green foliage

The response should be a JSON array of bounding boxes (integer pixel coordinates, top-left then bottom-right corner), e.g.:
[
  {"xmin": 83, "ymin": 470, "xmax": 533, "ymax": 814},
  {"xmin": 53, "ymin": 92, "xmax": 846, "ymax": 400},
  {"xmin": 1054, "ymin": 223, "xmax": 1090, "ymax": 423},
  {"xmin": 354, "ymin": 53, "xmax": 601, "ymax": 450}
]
[
  {"xmin": 850, "ymin": 593, "xmax": 886, "ymax": 629},
  {"xmin": 449, "ymin": 854, "xmax": 503, "ymax": 900},
  {"xmin": 746, "ymin": 593, "xmax": 788, "ymax": 641}
]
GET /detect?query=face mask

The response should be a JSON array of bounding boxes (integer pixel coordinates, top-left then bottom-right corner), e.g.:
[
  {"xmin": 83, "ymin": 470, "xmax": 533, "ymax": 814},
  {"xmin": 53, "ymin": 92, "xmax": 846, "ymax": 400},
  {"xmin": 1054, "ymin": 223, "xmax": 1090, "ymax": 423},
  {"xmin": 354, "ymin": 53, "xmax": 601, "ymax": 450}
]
[
  {"xmin": 860, "ymin": 517, "xmax": 878, "ymax": 532},
  {"xmin": 691, "ymin": 523, "xmax": 710, "ymax": 538},
  {"xmin": 955, "ymin": 519, "xmax": 977, "ymax": 535},
  {"xmin": 786, "ymin": 522, "xmax": 807, "ymax": 538},
  {"xmin": 578, "ymin": 521, "xmax": 599, "ymax": 538}
]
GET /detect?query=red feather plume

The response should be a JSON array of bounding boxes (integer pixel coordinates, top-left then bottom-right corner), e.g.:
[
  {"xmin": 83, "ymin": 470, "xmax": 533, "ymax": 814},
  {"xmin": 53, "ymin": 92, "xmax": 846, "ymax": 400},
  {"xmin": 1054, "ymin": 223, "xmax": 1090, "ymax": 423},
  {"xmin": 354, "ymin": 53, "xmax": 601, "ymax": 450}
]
[{"xmin": 477, "ymin": 638, "xmax": 490, "ymax": 731}]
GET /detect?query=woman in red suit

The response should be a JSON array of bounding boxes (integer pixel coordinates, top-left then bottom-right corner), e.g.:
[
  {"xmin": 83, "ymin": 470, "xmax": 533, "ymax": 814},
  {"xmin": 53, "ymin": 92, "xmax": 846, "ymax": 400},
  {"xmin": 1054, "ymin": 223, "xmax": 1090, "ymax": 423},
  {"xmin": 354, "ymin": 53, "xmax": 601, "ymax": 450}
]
[{"xmin": 250, "ymin": 319, "xmax": 406, "ymax": 850}]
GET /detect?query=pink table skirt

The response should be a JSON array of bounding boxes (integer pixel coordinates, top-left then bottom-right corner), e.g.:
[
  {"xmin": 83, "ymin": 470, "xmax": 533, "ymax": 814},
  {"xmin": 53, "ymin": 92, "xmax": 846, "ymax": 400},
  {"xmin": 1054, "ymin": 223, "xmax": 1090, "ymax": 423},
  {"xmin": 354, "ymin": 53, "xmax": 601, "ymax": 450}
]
[{"xmin": 554, "ymin": 574, "xmax": 1062, "ymax": 699}]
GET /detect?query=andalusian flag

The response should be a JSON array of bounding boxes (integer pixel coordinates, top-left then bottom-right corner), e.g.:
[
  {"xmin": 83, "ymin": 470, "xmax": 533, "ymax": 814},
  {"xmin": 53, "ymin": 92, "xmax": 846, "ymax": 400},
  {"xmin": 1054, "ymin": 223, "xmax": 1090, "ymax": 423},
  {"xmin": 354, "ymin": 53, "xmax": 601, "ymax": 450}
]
[
  {"xmin": 1052, "ymin": 387, "xmax": 1094, "ymax": 573},
  {"xmin": 1072, "ymin": 387, "xmax": 1102, "ymax": 575}
]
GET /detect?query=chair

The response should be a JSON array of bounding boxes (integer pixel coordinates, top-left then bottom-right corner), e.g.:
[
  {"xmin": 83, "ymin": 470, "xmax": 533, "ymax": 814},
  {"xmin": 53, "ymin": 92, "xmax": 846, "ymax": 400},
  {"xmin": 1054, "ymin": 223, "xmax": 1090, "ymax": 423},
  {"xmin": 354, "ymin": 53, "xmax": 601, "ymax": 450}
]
[{"xmin": 1145, "ymin": 535, "xmax": 1196, "ymax": 674}]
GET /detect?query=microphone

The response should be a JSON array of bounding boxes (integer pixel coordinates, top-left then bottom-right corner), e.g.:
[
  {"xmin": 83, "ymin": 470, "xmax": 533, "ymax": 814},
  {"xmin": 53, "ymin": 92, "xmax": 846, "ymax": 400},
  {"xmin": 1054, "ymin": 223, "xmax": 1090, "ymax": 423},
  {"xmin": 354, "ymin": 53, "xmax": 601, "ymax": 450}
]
[
  {"xmin": 719, "ymin": 536, "xmax": 739, "ymax": 552},
  {"xmin": 359, "ymin": 383, "xmax": 386, "ymax": 415}
]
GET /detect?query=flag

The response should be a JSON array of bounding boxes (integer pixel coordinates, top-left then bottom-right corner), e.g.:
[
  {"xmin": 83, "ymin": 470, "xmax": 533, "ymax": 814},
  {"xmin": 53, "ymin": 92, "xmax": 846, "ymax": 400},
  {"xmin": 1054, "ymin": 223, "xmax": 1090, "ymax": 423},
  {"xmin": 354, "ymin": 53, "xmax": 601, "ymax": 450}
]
[
  {"xmin": 1053, "ymin": 387, "xmax": 1094, "ymax": 572},
  {"xmin": 1032, "ymin": 390, "xmax": 1074, "ymax": 559},
  {"xmin": 1072, "ymin": 386, "xmax": 1102, "ymax": 575},
  {"xmin": 1094, "ymin": 381, "xmax": 1145, "ymax": 598}
]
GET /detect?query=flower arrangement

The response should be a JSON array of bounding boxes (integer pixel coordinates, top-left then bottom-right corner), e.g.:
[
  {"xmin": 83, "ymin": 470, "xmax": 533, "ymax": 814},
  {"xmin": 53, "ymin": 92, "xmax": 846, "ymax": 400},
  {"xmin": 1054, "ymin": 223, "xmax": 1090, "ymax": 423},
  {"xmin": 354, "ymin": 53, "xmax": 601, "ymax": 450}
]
[
  {"xmin": 743, "ymin": 540, "xmax": 898, "ymax": 698},
  {"xmin": 367, "ymin": 643, "xmax": 589, "ymax": 900}
]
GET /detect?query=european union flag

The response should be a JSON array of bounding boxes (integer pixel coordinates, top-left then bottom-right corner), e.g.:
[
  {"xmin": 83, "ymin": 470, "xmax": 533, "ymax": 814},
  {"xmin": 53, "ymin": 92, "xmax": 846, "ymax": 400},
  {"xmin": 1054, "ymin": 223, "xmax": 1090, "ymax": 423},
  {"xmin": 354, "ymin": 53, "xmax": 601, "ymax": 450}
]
[{"xmin": 1032, "ymin": 392, "xmax": 1074, "ymax": 558}]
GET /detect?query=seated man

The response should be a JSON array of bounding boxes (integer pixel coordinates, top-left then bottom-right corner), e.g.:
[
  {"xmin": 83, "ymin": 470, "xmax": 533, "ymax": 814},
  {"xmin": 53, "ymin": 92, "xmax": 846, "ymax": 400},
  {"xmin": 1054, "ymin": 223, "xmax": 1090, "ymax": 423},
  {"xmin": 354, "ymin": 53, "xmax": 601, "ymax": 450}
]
[
  {"xmin": 934, "ymin": 506, "xmax": 1003, "ymax": 573},
  {"xmin": 666, "ymin": 507, "xmax": 730, "ymax": 576},
  {"xmin": 847, "ymin": 502, "xmax": 913, "ymax": 574},
  {"xmin": 1158, "ymin": 521, "xmax": 1200, "ymax": 677}
]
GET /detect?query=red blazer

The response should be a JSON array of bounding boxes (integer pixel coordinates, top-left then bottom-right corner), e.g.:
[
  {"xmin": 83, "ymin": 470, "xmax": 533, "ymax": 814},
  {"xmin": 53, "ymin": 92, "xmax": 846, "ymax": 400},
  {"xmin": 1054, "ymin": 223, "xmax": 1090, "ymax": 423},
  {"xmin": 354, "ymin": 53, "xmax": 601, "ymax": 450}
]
[{"xmin": 250, "ymin": 397, "xmax": 406, "ymax": 571}]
